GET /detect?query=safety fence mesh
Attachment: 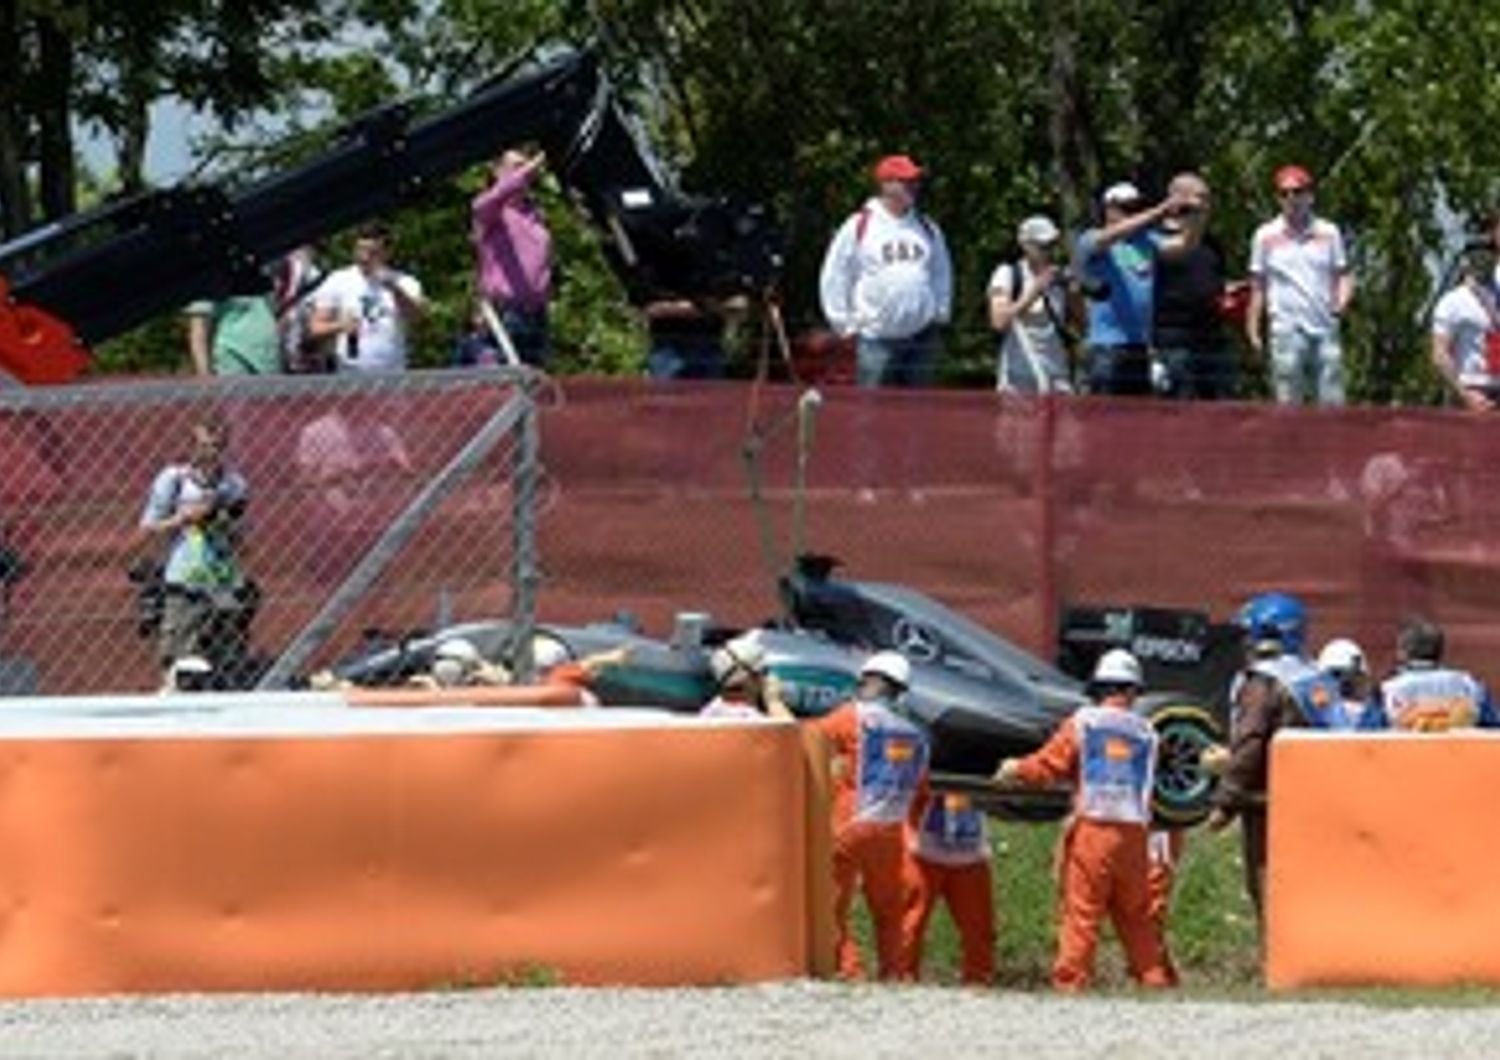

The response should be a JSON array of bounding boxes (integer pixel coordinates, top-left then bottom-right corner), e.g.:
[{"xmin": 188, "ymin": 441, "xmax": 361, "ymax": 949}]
[
  {"xmin": 0, "ymin": 370, "xmax": 538, "ymax": 695},
  {"xmin": 537, "ymin": 382, "xmax": 1500, "ymax": 681}
]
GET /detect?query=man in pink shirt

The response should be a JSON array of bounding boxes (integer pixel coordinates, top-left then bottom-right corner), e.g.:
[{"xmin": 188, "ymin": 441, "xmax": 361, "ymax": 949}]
[{"xmin": 471, "ymin": 149, "xmax": 553, "ymax": 367}]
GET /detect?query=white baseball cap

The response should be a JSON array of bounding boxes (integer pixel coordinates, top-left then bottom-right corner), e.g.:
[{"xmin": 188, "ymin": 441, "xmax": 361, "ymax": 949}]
[
  {"xmin": 435, "ymin": 638, "xmax": 482, "ymax": 665},
  {"xmin": 1102, "ymin": 181, "xmax": 1143, "ymax": 207},
  {"xmin": 1017, "ymin": 215, "xmax": 1061, "ymax": 245}
]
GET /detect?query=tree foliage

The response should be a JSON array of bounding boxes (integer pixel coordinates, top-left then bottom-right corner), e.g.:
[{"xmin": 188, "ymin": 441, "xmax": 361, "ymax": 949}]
[{"xmin": 10, "ymin": 0, "xmax": 1500, "ymax": 395}]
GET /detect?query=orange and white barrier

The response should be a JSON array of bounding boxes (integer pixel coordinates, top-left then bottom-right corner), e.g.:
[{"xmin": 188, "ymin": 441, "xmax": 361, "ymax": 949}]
[
  {"xmin": 0, "ymin": 697, "xmax": 829, "ymax": 996},
  {"xmin": 1267, "ymin": 731, "xmax": 1500, "ymax": 988}
]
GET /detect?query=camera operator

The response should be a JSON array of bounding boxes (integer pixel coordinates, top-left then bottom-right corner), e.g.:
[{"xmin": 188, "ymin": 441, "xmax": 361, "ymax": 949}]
[
  {"xmin": 1153, "ymin": 173, "xmax": 1236, "ymax": 399},
  {"xmin": 1077, "ymin": 181, "xmax": 1202, "ymax": 396},
  {"xmin": 1431, "ymin": 236, "xmax": 1500, "ymax": 412},
  {"xmin": 136, "ymin": 418, "xmax": 253, "ymax": 689},
  {"xmin": 989, "ymin": 215, "xmax": 1078, "ymax": 394}
]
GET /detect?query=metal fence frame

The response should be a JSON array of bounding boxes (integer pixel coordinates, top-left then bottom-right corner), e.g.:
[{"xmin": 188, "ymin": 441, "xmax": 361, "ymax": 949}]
[{"xmin": 0, "ymin": 367, "xmax": 542, "ymax": 694}]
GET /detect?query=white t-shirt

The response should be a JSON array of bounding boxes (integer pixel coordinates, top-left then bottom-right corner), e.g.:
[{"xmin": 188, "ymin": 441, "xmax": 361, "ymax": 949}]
[
  {"xmin": 1432, "ymin": 282, "xmax": 1497, "ymax": 388},
  {"xmin": 818, "ymin": 198, "xmax": 953, "ymax": 340},
  {"xmin": 314, "ymin": 265, "xmax": 424, "ymax": 372},
  {"xmin": 1249, "ymin": 216, "xmax": 1348, "ymax": 337},
  {"xmin": 989, "ymin": 260, "xmax": 1069, "ymax": 393}
]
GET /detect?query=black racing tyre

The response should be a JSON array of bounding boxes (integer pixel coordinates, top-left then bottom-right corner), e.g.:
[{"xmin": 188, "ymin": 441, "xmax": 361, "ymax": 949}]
[{"xmin": 1138, "ymin": 694, "xmax": 1222, "ymax": 827}]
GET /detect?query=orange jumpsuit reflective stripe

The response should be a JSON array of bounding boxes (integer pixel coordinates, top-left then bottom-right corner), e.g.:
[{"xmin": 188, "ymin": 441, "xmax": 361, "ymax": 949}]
[
  {"xmin": 1014, "ymin": 705, "xmax": 1176, "ymax": 992},
  {"xmin": 901, "ymin": 790, "xmax": 994, "ymax": 984},
  {"xmin": 815, "ymin": 699, "xmax": 929, "ymax": 980}
]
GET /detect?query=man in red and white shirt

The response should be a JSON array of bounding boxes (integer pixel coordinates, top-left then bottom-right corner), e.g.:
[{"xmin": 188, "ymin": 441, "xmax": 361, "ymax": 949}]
[
  {"xmin": 1246, "ymin": 165, "xmax": 1354, "ymax": 406},
  {"xmin": 819, "ymin": 154, "xmax": 953, "ymax": 388}
]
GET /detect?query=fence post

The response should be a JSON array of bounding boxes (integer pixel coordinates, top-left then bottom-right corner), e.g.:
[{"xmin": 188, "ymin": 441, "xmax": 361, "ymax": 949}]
[
  {"xmin": 1036, "ymin": 394, "xmax": 1058, "ymax": 658},
  {"xmin": 509, "ymin": 375, "xmax": 542, "ymax": 684}
]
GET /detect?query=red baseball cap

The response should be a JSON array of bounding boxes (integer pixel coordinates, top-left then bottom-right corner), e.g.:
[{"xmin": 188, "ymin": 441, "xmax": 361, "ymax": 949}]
[
  {"xmin": 874, "ymin": 155, "xmax": 924, "ymax": 182},
  {"xmin": 1274, "ymin": 164, "xmax": 1314, "ymax": 191}
]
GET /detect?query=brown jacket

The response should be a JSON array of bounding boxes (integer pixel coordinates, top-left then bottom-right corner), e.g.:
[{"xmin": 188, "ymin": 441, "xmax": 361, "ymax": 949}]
[{"xmin": 1213, "ymin": 670, "xmax": 1303, "ymax": 816}]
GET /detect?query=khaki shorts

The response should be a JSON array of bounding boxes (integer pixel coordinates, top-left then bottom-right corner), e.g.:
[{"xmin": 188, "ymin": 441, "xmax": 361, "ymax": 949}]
[{"xmin": 159, "ymin": 590, "xmax": 244, "ymax": 669}]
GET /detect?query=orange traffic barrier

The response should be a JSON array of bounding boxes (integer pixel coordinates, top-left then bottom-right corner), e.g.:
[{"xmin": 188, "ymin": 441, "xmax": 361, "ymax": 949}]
[
  {"xmin": 1267, "ymin": 732, "xmax": 1500, "ymax": 988},
  {"xmin": 0, "ymin": 706, "xmax": 825, "ymax": 996}
]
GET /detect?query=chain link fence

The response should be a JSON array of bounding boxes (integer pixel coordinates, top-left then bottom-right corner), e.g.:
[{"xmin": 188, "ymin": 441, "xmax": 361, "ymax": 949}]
[{"xmin": 0, "ymin": 369, "xmax": 539, "ymax": 695}]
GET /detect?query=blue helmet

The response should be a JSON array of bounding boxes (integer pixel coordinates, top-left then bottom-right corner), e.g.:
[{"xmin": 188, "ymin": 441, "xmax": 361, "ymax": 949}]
[{"xmin": 1237, "ymin": 593, "xmax": 1307, "ymax": 656}]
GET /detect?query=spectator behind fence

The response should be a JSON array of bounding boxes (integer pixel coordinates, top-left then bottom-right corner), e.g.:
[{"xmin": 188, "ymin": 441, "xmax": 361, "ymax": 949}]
[
  {"xmin": 1153, "ymin": 173, "xmax": 1236, "ymax": 399},
  {"xmin": 989, "ymin": 214, "xmax": 1074, "ymax": 394},
  {"xmin": 643, "ymin": 295, "xmax": 746, "ymax": 380},
  {"xmin": 310, "ymin": 222, "xmax": 427, "ymax": 373},
  {"xmin": 184, "ymin": 292, "xmax": 280, "ymax": 377},
  {"xmin": 819, "ymin": 154, "xmax": 953, "ymax": 387},
  {"xmin": 1076, "ymin": 181, "xmax": 1200, "ymax": 396},
  {"xmin": 274, "ymin": 244, "xmax": 333, "ymax": 374},
  {"xmin": 453, "ymin": 301, "xmax": 507, "ymax": 368},
  {"xmin": 472, "ymin": 149, "xmax": 552, "ymax": 367},
  {"xmin": 135, "ymin": 418, "xmax": 254, "ymax": 690},
  {"xmin": 1431, "ymin": 241, "xmax": 1500, "ymax": 412},
  {"xmin": 1246, "ymin": 165, "xmax": 1354, "ymax": 406}
]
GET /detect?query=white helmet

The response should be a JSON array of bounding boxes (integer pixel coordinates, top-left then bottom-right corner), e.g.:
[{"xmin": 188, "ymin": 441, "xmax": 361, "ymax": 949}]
[
  {"xmin": 435, "ymin": 638, "xmax": 482, "ymax": 665},
  {"xmin": 860, "ymin": 650, "xmax": 912, "ymax": 690},
  {"xmin": 530, "ymin": 637, "xmax": 571, "ymax": 673},
  {"xmin": 1317, "ymin": 638, "xmax": 1367, "ymax": 676},
  {"xmin": 711, "ymin": 636, "xmax": 768, "ymax": 685},
  {"xmin": 167, "ymin": 656, "xmax": 213, "ymax": 692},
  {"xmin": 1091, "ymin": 648, "xmax": 1144, "ymax": 689}
]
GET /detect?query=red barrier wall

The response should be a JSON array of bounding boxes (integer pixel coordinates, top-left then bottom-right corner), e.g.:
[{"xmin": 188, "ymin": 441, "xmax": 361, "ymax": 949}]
[{"xmin": 539, "ymin": 383, "xmax": 1500, "ymax": 681}]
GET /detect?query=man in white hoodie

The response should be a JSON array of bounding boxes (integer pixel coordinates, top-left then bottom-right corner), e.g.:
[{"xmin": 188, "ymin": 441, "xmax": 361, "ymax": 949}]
[{"xmin": 819, "ymin": 155, "xmax": 953, "ymax": 387}]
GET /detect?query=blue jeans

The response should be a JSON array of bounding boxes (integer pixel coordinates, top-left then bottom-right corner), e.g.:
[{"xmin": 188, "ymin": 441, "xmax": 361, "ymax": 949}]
[
  {"xmin": 1087, "ymin": 344, "xmax": 1152, "ymax": 396},
  {"xmin": 857, "ymin": 328, "xmax": 939, "ymax": 388},
  {"xmin": 1269, "ymin": 328, "xmax": 1344, "ymax": 406},
  {"xmin": 500, "ymin": 306, "xmax": 550, "ymax": 368},
  {"xmin": 1157, "ymin": 346, "xmax": 1238, "ymax": 400},
  {"xmin": 648, "ymin": 339, "xmax": 726, "ymax": 380}
]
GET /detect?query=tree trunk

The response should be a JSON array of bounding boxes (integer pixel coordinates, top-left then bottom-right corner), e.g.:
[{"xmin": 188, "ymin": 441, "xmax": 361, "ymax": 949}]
[
  {"xmin": 0, "ymin": 0, "xmax": 33, "ymax": 238},
  {"xmin": 1047, "ymin": 0, "xmax": 1098, "ymax": 229},
  {"xmin": 36, "ymin": 14, "xmax": 76, "ymax": 221}
]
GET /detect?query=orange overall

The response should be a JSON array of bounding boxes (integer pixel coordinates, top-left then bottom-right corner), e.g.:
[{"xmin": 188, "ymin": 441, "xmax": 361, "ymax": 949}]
[
  {"xmin": 814, "ymin": 698, "xmax": 929, "ymax": 980},
  {"xmin": 1148, "ymin": 828, "xmax": 1185, "ymax": 979},
  {"xmin": 901, "ymin": 790, "xmax": 995, "ymax": 984},
  {"xmin": 1012, "ymin": 705, "xmax": 1176, "ymax": 992}
]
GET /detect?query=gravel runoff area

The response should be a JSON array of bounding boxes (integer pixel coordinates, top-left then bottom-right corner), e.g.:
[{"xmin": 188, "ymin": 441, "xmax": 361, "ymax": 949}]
[{"xmin": 3, "ymin": 982, "xmax": 1500, "ymax": 1060}]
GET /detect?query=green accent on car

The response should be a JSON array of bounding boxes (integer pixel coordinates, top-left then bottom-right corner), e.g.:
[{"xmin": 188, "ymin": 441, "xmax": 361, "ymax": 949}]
[{"xmin": 768, "ymin": 665, "xmax": 857, "ymax": 718}]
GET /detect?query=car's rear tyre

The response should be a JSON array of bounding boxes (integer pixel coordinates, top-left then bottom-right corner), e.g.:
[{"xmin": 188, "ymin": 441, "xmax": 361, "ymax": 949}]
[{"xmin": 1139, "ymin": 695, "xmax": 1222, "ymax": 827}]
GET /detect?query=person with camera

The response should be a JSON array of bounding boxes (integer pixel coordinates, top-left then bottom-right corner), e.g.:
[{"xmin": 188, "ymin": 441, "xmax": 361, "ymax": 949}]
[
  {"xmin": 1153, "ymin": 173, "xmax": 1237, "ymax": 399},
  {"xmin": 136, "ymin": 418, "xmax": 253, "ymax": 690},
  {"xmin": 1076, "ymin": 181, "xmax": 1202, "ymax": 396},
  {"xmin": 1430, "ymin": 238, "xmax": 1500, "ymax": 412},
  {"xmin": 989, "ymin": 214, "xmax": 1077, "ymax": 394}
]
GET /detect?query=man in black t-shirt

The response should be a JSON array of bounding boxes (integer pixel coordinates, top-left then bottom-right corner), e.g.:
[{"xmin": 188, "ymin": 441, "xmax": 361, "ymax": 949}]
[{"xmin": 1153, "ymin": 174, "xmax": 1238, "ymax": 400}]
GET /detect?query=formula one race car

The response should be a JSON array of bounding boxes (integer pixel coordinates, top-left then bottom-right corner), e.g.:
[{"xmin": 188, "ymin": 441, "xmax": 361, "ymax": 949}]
[{"xmin": 322, "ymin": 555, "xmax": 1228, "ymax": 826}]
